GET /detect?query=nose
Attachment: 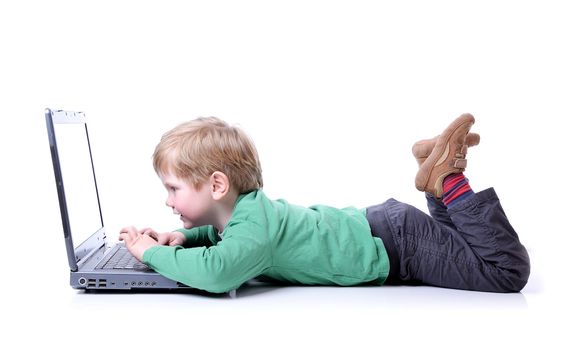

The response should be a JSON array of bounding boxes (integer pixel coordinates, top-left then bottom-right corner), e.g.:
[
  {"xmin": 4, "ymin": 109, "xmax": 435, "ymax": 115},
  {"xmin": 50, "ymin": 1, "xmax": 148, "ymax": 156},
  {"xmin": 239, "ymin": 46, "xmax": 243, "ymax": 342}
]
[{"xmin": 165, "ymin": 194, "xmax": 173, "ymax": 208}]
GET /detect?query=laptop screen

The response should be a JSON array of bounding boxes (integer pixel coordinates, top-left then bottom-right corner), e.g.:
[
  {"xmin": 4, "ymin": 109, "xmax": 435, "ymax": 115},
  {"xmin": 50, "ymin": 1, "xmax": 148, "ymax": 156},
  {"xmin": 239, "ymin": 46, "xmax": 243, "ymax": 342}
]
[
  {"xmin": 46, "ymin": 110, "xmax": 104, "ymax": 267},
  {"xmin": 55, "ymin": 123, "xmax": 103, "ymax": 248}
]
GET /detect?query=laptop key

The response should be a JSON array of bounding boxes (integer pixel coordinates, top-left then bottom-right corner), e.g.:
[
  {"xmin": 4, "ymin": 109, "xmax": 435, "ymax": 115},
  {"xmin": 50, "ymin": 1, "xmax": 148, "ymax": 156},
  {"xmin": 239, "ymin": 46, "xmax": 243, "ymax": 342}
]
[{"xmin": 97, "ymin": 247, "xmax": 149, "ymax": 270}]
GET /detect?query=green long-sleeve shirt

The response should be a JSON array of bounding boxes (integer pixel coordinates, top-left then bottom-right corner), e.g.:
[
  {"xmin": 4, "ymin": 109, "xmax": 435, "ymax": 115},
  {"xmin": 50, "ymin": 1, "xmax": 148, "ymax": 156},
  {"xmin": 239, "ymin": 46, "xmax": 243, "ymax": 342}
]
[{"xmin": 142, "ymin": 190, "xmax": 390, "ymax": 293}]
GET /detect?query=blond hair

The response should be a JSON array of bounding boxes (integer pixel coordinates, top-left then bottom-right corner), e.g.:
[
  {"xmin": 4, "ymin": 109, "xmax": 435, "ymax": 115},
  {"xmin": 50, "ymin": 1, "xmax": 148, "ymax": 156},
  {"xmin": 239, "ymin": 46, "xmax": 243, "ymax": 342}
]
[{"xmin": 153, "ymin": 117, "xmax": 263, "ymax": 193}]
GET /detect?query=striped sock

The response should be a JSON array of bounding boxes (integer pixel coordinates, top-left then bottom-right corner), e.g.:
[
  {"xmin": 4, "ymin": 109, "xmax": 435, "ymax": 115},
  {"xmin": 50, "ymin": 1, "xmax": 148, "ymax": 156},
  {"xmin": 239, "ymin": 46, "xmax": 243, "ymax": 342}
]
[{"xmin": 442, "ymin": 173, "xmax": 474, "ymax": 207}]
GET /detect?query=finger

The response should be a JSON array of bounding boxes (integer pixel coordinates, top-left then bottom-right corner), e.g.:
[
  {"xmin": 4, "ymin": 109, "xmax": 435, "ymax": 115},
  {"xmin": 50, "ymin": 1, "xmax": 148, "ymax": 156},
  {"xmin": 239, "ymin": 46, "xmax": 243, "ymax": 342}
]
[
  {"xmin": 145, "ymin": 230, "xmax": 159, "ymax": 240},
  {"xmin": 120, "ymin": 226, "xmax": 137, "ymax": 234},
  {"xmin": 118, "ymin": 232, "xmax": 129, "ymax": 242},
  {"xmin": 139, "ymin": 228, "xmax": 159, "ymax": 242},
  {"xmin": 123, "ymin": 229, "xmax": 139, "ymax": 242},
  {"xmin": 138, "ymin": 227, "xmax": 151, "ymax": 235}
]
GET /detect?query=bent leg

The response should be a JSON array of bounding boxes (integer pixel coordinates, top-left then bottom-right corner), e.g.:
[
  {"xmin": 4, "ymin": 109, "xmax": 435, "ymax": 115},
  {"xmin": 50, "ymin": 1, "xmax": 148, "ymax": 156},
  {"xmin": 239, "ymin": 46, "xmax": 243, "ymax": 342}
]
[
  {"xmin": 372, "ymin": 191, "xmax": 530, "ymax": 292},
  {"xmin": 446, "ymin": 188, "xmax": 530, "ymax": 291},
  {"xmin": 425, "ymin": 193, "xmax": 455, "ymax": 229}
]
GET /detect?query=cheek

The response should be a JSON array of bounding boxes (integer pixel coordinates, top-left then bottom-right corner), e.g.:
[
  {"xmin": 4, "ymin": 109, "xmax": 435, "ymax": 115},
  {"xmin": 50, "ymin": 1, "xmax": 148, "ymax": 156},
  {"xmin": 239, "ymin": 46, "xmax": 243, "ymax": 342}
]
[
  {"xmin": 172, "ymin": 195, "xmax": 191, "ymax": 214},
  {"xmin": 177, "ymin": 197, "xmax": 206, "ymax": 218}
]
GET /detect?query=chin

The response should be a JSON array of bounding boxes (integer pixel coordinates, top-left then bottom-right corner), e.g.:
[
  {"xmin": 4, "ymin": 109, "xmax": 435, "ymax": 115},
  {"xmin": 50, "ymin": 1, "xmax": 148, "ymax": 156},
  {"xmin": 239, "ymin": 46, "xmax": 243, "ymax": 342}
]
[{"xmin": 182, "ymin": 222, "xmax": 193, "ymax": 229}]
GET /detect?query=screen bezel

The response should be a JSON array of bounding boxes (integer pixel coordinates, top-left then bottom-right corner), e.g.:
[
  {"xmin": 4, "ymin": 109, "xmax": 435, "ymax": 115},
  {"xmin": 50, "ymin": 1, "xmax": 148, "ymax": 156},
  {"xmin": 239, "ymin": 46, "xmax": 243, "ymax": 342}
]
[{"xmin": 45, "ymin": 108, "xmax": 106, "ymax": 271}]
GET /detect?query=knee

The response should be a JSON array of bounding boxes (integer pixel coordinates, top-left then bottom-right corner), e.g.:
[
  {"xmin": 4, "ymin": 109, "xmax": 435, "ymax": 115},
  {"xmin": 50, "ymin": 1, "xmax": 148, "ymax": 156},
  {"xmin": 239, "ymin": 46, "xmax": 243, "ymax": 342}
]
[
  {"xmin": 504, "ymin": 245, "xmax": 531, "ymax": 292},
  {"xmin": 509, "ymin": 260, "xmax": 531, "ymax": 292},
  {"xmin": 495, "ymin": 260, "xmax": 531, "ymax": 293}
]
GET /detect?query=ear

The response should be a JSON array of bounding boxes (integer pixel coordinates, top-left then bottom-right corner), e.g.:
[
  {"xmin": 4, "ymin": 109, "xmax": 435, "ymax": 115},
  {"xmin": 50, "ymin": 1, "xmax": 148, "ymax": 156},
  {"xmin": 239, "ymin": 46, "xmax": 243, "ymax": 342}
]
[{"xmin": 209, "ymin": 171, "xmax": 230, "ymax": 200}]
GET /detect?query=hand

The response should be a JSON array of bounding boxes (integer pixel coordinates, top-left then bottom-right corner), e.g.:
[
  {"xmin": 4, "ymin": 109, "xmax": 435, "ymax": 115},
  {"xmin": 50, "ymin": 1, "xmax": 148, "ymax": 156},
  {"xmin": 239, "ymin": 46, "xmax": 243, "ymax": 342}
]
[
  {"xmin": 119, "ymin": 226, "xmax": 159, "ymax": 261},
  {"xmin": 138, "ymin": 228, "xmax": 186, "ymax": 246}
]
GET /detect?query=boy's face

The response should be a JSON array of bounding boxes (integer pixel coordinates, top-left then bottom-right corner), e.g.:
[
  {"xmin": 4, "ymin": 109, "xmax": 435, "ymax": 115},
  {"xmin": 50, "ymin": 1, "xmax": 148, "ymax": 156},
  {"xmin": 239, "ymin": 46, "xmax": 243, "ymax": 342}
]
[{"xmin": 160, "ymin": 173, "xmax": 214, "ymax": 229}]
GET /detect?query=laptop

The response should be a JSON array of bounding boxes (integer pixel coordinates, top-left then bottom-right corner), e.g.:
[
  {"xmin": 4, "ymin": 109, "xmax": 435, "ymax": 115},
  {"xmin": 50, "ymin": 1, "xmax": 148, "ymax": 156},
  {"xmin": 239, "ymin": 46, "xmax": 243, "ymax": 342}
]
[{"xmin": 45, "ymin": 108, "xmax": 230, "ymax": 293}]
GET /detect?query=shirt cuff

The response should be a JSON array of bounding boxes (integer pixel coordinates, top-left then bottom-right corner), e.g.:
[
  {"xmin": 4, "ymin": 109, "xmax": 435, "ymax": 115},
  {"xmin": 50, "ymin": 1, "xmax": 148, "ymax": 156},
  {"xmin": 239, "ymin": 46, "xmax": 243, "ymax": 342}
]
[{"xmin": 142, "ymin": 245, "xmax": 162, "ymax": 264}]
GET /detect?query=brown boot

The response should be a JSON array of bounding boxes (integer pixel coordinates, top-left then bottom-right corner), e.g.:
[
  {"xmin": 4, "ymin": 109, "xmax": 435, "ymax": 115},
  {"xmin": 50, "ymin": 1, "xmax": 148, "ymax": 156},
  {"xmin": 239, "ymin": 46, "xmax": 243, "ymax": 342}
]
[
  {"xmin": 414, "ymin": 113, "xmax": 476, "ymax": 198},
  {"xmin": 412, "ymin": 132, "xmax": 480, "ymax": 166}
]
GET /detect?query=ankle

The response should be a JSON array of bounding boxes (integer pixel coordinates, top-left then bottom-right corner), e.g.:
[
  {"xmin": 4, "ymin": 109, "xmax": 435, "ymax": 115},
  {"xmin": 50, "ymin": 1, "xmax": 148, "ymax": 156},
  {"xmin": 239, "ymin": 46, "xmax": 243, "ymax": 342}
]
[{"xmin": 442, "ymin": 173, "xmax": 474, "ymax": 207}]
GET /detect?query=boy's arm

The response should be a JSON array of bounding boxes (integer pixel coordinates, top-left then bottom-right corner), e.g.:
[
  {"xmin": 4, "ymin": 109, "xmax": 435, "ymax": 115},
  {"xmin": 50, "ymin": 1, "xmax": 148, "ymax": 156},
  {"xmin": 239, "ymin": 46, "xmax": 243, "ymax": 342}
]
[
  {"xmin": 175, "ymin": 226, "xmax": 214, "ymax": 247},
  {"xmin": 120, "ymin": 226, "xmax": 215, "ymax": 261},
  {"xmin": 142, "ymin": 222, "xmax": 271, "ymax": 293}
]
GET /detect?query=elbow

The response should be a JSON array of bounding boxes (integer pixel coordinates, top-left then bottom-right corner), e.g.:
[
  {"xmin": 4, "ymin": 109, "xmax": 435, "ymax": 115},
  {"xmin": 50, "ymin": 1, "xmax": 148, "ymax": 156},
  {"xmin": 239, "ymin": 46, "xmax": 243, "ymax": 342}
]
[{"xmin": 183, "ymin": 270, "xmax": 244, "ymax": 294}]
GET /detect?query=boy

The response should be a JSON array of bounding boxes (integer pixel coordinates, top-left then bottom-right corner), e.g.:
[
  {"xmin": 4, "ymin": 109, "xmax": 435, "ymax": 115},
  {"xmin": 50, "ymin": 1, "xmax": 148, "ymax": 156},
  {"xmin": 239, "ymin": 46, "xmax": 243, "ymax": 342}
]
[{"xmin": 119, "ymin": 114, "xmax": 530, "ymax": 294}]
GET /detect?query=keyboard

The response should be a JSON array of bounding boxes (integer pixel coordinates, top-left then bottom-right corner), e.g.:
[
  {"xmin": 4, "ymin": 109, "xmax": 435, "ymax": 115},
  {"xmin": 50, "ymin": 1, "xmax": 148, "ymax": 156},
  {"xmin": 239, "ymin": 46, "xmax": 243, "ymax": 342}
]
[{"xmin": 96, "ymin": 245, "xmax": 149, "ymax": 270}]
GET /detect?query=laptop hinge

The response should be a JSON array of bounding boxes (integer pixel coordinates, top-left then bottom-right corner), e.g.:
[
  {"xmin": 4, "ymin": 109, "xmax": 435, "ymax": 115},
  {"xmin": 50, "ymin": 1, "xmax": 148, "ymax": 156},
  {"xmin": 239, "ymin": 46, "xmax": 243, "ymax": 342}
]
[{"xmin": 76, "ymin": 242, "xmax": 107, "ymax": 269}]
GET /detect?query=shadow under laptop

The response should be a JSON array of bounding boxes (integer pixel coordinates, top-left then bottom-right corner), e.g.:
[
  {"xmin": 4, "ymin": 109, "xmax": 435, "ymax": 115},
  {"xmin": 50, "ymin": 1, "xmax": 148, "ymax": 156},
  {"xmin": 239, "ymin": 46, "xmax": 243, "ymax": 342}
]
[
  {"xmin": 71, "ymin": 279, "xmax": 281, "ymax": 299},
  {"xmin": 74, "ymin": 287, "xmax": 229, "ymax": 299},
  {"xmin": 70, "ymin": 279, "xmax": 531, "ymax": 310}
]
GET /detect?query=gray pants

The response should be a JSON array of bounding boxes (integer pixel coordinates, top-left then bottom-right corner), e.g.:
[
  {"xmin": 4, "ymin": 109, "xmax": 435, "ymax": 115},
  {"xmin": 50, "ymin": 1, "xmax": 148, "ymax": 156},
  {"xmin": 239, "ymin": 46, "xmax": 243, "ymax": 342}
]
[{"xmin": 366, "ymin": 188, "xmax": 530, "ymax": 292}]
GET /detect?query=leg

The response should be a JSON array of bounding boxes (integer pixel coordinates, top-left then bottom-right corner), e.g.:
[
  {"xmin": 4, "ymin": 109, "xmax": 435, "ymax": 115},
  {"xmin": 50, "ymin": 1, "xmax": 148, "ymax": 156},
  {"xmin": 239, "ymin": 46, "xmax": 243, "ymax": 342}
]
[
  {"xmin": 425, "ymin": 193, "xmax": 455, "ymax": 229},
  {"xmin": 446, "ymin": 188, "xmax": 530, "ymax": 291},
  {"xmin": 368, "ymin": 191, "xmax": 530, "ymax": 292},
  {"xmin": 395, "ymin": 113, "xmax": 529, "ymax": 291}
]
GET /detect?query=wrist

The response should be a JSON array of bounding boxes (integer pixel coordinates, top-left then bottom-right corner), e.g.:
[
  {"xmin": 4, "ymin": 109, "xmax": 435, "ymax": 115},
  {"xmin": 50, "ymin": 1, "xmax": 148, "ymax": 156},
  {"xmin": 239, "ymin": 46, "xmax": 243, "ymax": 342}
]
[{"xmin": 132, "ymin": 235, "xmax": 158, "ymax": 261}]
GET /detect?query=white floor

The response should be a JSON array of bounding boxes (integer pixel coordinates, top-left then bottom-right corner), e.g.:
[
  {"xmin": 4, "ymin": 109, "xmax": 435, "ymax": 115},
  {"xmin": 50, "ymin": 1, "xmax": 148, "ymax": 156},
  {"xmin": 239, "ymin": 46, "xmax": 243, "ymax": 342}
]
[{"xmin": 3, "ymin": 263, "xmax": 557, "ymax": 350}]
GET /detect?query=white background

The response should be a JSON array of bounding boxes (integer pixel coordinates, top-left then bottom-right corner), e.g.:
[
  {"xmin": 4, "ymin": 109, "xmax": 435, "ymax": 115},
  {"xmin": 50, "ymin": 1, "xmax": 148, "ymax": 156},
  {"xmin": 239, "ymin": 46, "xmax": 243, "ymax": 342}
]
[{"xmin": 1, "ymin": 1, "xmax": 559, "ymax": 349}]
